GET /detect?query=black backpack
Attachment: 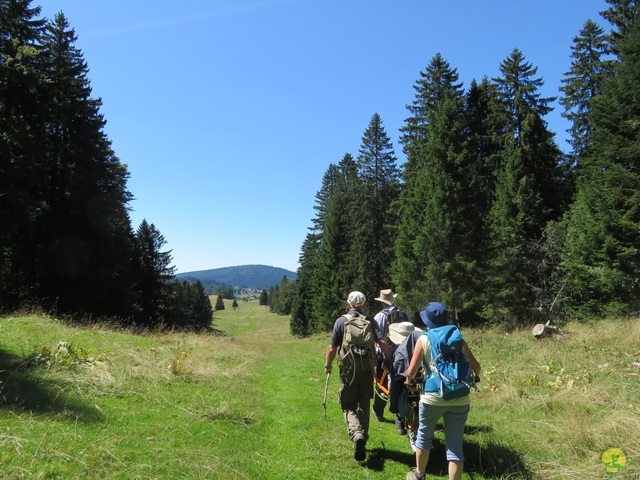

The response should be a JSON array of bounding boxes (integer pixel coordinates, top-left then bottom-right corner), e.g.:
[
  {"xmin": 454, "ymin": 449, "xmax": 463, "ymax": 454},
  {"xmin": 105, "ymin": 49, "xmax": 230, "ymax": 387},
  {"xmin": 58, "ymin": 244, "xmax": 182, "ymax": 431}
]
[{"xmin": 381, "ymin": 307, "xmax": 409, "ymax": 342}]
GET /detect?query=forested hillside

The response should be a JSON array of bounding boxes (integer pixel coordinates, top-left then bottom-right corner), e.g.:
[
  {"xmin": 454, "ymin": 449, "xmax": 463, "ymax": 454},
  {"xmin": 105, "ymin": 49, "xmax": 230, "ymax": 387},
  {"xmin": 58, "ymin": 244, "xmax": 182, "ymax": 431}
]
[
  {"xmin": 289, "ymin": 2, "xmax": 640, "ymax": 335},
  {"xmin": 177, "ymin": 265, "xmax": 297, "ymax": 291}
]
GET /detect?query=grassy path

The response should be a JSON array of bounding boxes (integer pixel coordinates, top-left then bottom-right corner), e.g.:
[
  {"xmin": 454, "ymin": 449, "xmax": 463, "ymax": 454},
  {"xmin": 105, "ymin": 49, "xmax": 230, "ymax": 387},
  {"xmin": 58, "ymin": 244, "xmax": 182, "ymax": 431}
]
[
  {"xmin": 1, "ymin": 301, "xmax": 638, "ymax": 478},
  {"xmin": 214, "ymin": 300, "xmax": 418, "ymax": 479}
]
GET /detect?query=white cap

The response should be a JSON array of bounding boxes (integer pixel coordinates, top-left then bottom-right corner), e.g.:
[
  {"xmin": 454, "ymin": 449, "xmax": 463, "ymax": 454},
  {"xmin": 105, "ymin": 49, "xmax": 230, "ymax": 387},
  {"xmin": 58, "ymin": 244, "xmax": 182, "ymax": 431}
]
[{"xmin": 347, "ymin": 291, "xmax": 366, "ymax": 307}]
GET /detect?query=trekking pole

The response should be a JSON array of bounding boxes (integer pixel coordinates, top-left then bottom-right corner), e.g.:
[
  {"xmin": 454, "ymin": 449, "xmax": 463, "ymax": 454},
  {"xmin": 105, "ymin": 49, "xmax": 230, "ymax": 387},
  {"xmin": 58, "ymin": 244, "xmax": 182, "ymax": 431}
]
[{"xmin": 322, "ymin": 371, "xmax": 331, "ymax": 427}]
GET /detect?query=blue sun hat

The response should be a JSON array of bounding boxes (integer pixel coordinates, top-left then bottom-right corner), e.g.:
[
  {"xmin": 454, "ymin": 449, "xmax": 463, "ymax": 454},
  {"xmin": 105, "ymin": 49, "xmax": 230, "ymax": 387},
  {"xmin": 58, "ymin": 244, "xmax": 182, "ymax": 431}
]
[{"xmin": 419, "ymin": 302, "xmax": 449, "ymax": 329}]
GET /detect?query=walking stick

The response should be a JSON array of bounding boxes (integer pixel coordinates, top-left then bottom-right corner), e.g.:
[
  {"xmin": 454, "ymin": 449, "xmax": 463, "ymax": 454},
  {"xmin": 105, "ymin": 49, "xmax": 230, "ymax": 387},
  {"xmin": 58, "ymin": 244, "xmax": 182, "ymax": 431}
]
[{"xmin": 322, "ymin": 371, "xmax": 331, "ymax": 426}]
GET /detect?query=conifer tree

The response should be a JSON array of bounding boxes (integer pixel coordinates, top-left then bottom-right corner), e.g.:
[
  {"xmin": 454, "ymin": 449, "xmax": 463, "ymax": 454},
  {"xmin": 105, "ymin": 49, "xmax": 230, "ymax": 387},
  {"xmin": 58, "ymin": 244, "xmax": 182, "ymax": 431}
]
[
  {"xmin": 190, "ymin": 280, "xmax": 214, "ymax": 329},
  {"xmin": 214, "ymin": 294, "xmax": 225, "ymax": 311},
  {"xmin": 560, "ymin": 7, "xmax": 640, "ymax": 317},
  {"xmin": 601, "ymin": 0, "xmax": 640, "ymax": 53},
  {"xmin": 312, "ymin": 154, "xmax": 361, "ymax": 329},
  {"xmin": 37, "ymin": 12, "xmax": 135, "ymax": 315},
  {"xmin": 133, "ymin": 220, "xmax": 176, "ymax": 326},
  {"xmin": 259, "ymin": 289, "xmax": 268, "ymax": 306},
  {"xmin": 0, "ymin": 0, "xmax": 46, "ymax": 309},
  {"xmin": 289, "ymin": 234, "xmax": 318, "ymax": 336},
  {"xmin": 485, "ymin": 49, "xmax": 566, "ymax": 323},
  {"xmin": 393, "ymin": 54, "xmax": 467, "ymax": 314},
  {"xmin": 353, "ymin": 113, "xmax": 401, "ymax": 301},
  {"xmin": 560, "ymin": 20, "xmax": 615, "ymax": 158}
]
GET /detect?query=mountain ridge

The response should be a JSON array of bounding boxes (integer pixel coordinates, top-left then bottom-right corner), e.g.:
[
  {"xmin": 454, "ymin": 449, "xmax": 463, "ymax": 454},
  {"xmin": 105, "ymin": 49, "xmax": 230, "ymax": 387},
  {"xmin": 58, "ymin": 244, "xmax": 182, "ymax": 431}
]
[{"xmin": 175, "ymin": 264, "xmax": 297, "ymax": 291}]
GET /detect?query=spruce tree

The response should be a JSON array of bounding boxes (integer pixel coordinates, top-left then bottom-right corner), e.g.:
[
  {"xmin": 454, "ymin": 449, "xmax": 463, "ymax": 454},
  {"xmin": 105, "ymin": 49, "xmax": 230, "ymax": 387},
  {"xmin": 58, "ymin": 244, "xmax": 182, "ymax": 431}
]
[
  {"xmin": 289, "ymin": 233, "xmax": 318, "ymax": 336},
  {"xmin": 560, "ymin": 20, "xmax": 615, "ymax": 158},
  {"xmin": 37, "ymin": 12, "xmax": 135, "ymax": 316},
  {"xmin": 601, "ymin": 0, "xmax": 640, "ymax": 54},
  {"xmin": 560, "ymin": 8, "xmax": 640, "ymax": 317},
  {"xmin": 133, "ymin": 220, "xmax": 175, "ymax": 326},
  {"xmin": 0, "ymin": 0, "xmax": 46, "ymax": 310},
  {"xmin": 485, "ymin": 49, "xmax": 566, "ymax": 323},
  {"xmin": 353, "ymin": 113, "xmax": 401, "ymax": 301},
  {"xmin": 190, "ymin": 280, "xmax": 213, "ymax": 329},
  {"xmin": 259, "ymin": 289, "xmax": 268, "ymax": 306},
  {"xmin": 214, "ymin": 294, "xmax": 225, "ymax": 311},
  {"xmin": 312, "ymin": 154, "xmax": 361, "ymax": 329},
  {"xmin": 393, "ymin": 54, "xmax": 466, "ymax": 314}
]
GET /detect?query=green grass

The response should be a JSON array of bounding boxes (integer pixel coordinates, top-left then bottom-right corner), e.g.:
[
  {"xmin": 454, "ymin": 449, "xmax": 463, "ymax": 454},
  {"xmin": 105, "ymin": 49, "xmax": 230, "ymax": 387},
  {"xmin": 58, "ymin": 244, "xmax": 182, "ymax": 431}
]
[{"xmin": 0, "ymin": 303, "xmax": 638, "ymax": 479}]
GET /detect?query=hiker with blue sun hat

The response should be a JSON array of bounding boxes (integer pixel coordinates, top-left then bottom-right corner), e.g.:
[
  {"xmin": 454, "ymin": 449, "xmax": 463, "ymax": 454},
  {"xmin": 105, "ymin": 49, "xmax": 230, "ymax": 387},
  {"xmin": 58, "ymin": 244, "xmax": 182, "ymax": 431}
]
[{"xmin": 405, "ymin": 302, "xmax": 481, "ymax": 480}]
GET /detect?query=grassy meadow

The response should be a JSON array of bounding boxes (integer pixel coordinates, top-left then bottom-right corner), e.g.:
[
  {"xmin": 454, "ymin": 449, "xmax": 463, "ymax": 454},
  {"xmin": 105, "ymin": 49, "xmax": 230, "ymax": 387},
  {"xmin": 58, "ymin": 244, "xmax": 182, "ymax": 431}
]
[{"xmin": 0, "ymin": 299, "xmax": 638, "ymax": 479}]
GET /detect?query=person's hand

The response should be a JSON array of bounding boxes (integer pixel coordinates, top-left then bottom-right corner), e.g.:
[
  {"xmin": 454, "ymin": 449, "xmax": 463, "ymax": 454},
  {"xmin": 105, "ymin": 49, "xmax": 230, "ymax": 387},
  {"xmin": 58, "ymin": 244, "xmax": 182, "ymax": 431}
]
[{"xmin": 324, "ymin": 364, "xmax": 332, "ymax": 374}]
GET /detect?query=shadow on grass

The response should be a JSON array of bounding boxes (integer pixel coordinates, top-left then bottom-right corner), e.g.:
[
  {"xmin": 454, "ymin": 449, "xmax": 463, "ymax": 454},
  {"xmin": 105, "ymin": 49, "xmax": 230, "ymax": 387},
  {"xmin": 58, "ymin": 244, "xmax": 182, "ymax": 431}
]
[
  {"xmin": 0, "ymin": 349, "xmax": 105, "ymax": 423},
  {"xmin": 364, "ymin": 422, "xmax": 532, "ymax": 479}
]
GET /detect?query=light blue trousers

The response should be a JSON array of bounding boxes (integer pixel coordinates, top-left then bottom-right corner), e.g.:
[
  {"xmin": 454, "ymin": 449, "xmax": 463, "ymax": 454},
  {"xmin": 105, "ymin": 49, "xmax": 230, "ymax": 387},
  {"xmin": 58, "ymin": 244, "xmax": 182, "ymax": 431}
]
[{"xmin": 415, "ymin": 402, "xmax": 470, "ymax": 461}]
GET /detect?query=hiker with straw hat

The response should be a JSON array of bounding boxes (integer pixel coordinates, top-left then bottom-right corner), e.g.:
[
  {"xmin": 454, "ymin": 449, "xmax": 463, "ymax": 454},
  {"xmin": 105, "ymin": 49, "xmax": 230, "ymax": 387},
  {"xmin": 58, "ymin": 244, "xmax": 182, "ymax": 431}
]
[{"xmin": 372, "ymin": 289, "xmax": 414, "ymax": 433}]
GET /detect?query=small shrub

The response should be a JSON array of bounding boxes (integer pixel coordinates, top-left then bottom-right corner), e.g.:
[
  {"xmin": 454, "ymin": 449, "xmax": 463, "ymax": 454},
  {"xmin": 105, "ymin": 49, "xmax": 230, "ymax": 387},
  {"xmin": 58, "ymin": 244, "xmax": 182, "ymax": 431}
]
[{"xmin": 26, "ymin": 341, "xmax": 108, "ymax": 370}]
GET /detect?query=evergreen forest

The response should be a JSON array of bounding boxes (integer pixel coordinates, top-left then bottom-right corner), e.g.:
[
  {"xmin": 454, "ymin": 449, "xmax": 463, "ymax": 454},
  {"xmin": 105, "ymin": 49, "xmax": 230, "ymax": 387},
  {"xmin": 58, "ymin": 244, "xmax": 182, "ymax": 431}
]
[
  {"xmin": 2, "ymin": 1, "xmax": 639, "ymax": 336},
  {"xmin": 0, "ymin": 1, "xmax": 213, "ymax": 330},
  {"xmin": 288, "ymin": 0, "xmax": 640, "ymax": 335}
]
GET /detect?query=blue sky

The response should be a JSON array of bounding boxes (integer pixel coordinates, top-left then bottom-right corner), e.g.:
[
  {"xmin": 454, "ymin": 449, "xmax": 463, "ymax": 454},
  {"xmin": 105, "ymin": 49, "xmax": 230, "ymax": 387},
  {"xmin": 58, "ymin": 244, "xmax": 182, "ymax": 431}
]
[{"xmin": 39, "ymin": 0, "xmax": 608, "ymax": 274}]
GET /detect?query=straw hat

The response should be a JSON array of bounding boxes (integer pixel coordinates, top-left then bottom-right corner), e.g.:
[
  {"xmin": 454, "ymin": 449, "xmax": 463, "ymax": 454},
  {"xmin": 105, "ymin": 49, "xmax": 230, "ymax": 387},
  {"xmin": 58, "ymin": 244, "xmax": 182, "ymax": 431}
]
[{"xmin": 374, "ymin": 289, "xmax": 397, "ymax": 306}]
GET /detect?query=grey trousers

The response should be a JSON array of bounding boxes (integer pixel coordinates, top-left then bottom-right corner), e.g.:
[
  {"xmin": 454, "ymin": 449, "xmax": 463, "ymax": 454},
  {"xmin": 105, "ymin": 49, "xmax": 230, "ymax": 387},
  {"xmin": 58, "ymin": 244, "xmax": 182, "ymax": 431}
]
[{"xmin": 339, "ymin": 372, "xmax": 374, "ymax": 442}]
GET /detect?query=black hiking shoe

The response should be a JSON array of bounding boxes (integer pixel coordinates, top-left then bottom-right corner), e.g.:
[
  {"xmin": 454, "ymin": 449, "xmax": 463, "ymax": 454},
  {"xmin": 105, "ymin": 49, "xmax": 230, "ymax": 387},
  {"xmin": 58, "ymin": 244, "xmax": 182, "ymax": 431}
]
[{"xmin": 353, "ymin": 434, "xmax": 366, "ymax": 462}]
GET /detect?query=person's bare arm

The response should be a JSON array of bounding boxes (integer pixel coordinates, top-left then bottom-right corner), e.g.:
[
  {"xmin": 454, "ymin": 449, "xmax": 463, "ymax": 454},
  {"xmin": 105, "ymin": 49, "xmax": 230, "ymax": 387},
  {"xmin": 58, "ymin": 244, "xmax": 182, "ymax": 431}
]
[{"xmin": 325, "ymin": 345, "xmax": 338, "ymax": 374}]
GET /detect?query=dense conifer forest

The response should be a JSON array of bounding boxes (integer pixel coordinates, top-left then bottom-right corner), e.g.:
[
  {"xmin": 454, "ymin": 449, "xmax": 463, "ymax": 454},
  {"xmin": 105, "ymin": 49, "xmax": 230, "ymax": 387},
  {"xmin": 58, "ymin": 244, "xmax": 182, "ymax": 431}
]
[
  {"xmin": 287, "ymin": 1, "xmax": 640, "ymax": 335},
  {"xmin": 0, "ymin": 1, "xmax": 212, "ymax": 330}
]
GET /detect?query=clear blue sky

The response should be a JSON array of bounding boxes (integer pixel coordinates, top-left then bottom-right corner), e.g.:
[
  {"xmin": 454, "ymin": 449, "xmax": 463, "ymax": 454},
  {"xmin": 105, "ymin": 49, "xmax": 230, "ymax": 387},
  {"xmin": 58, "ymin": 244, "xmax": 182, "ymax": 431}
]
[{"xmin": 39, "ymin": 0, "xmax": 607, "ymax": 274}]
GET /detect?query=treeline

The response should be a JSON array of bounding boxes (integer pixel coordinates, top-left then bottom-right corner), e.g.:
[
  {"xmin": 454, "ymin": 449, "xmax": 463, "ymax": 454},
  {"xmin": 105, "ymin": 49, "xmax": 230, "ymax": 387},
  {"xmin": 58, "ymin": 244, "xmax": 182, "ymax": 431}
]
[
  {"xmin": 290, "ymin": 1, "xmax": 640, "ymax": 335},
  {"xmin": 0, "ymin": 2, "xmax": 212, "ymax": 331}
]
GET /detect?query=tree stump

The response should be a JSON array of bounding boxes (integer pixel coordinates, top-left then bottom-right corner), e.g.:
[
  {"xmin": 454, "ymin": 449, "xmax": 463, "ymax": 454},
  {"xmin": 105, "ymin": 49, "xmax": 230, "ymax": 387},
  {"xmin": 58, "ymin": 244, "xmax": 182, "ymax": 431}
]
[
  {"xmin": 532, "ymin": 323, "xmax": 548, "ymax": 338},
  {"xmin": 533, "ymin": 322, "xmax": 569, "ymax": 339}
]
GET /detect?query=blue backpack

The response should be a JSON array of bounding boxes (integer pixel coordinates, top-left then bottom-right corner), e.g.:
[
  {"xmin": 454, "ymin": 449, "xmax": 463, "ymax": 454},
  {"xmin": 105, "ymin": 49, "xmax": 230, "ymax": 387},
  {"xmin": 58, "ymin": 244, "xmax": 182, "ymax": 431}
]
[{"xmin": 423, "ymin": 325, "xmax": 473, "ymax": 400}]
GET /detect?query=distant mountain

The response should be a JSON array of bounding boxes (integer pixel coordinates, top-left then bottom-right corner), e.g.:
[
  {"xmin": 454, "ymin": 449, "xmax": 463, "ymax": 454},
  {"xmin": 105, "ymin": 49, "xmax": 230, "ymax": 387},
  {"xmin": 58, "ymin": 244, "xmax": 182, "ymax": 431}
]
[{"xmin": 175, "ymin": 264, "xmax": 297, "ymax": 291}]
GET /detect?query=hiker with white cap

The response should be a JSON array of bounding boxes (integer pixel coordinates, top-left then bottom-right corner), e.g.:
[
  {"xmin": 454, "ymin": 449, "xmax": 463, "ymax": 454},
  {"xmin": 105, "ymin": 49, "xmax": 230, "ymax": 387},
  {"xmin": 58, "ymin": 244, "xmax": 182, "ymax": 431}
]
[
  {"xmin": 372, "ymin": 289, "xmax": 414, "ymax": 432},
  {"xmin": 324, "ymin": 291, "xmax": 394, "ymax": 462}
]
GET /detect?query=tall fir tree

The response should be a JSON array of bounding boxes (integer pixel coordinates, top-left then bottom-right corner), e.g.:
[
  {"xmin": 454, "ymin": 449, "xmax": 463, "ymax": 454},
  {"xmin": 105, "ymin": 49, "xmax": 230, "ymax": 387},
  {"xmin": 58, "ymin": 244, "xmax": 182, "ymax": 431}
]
[
  {"xmin": 312, "ymin": 153, "xmax": 362, "ymax": 329},
  {"xmin": 133, "ymin": 220, "xmax": 175, "ymax": 326},
  {"xmin": 290, "ymin": 163, "xmax": 340, "ymax": 335},
  {"xmin": 393, "ymin": 54, "xmax": 467, "ymax": 314},
  {"xmin": 560, "ymin": 19, "xmax": 615, "ymax": 159},
  {"xmin": 601, "ymin": 0, "xmax": 640, "ymax": 54},
  {"xmin": 485, "ymin": 49, "xmax": 567, "ymax": 323},
  {"xmin": 559, "ymin": 7, "xmax": 640, "ymax": 317},
  {"xmin": 38, "ymin": 12, "xmax": 135, "ymax": 316},
  {"xmin": 289, "ymin": 233, "xmax": 317, "ymax": 336},
  {"xmin": 0, "ymin": 0, "xmax": 46, "ymax": 310},
  {"xmin": 353, "ymin": 113, "xmax": 401, "ymax": 302}
]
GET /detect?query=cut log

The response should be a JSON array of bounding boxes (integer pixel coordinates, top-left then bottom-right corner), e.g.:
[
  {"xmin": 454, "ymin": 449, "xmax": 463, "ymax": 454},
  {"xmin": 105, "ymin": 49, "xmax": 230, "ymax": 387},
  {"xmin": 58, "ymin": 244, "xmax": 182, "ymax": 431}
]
[
  {"xmin": 533, "ymin": 323, "xmax": 547, "ymax": 338},
  {"xmin": 533, "ymin": 323, "xmax": 569, "ymax": 338}
]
